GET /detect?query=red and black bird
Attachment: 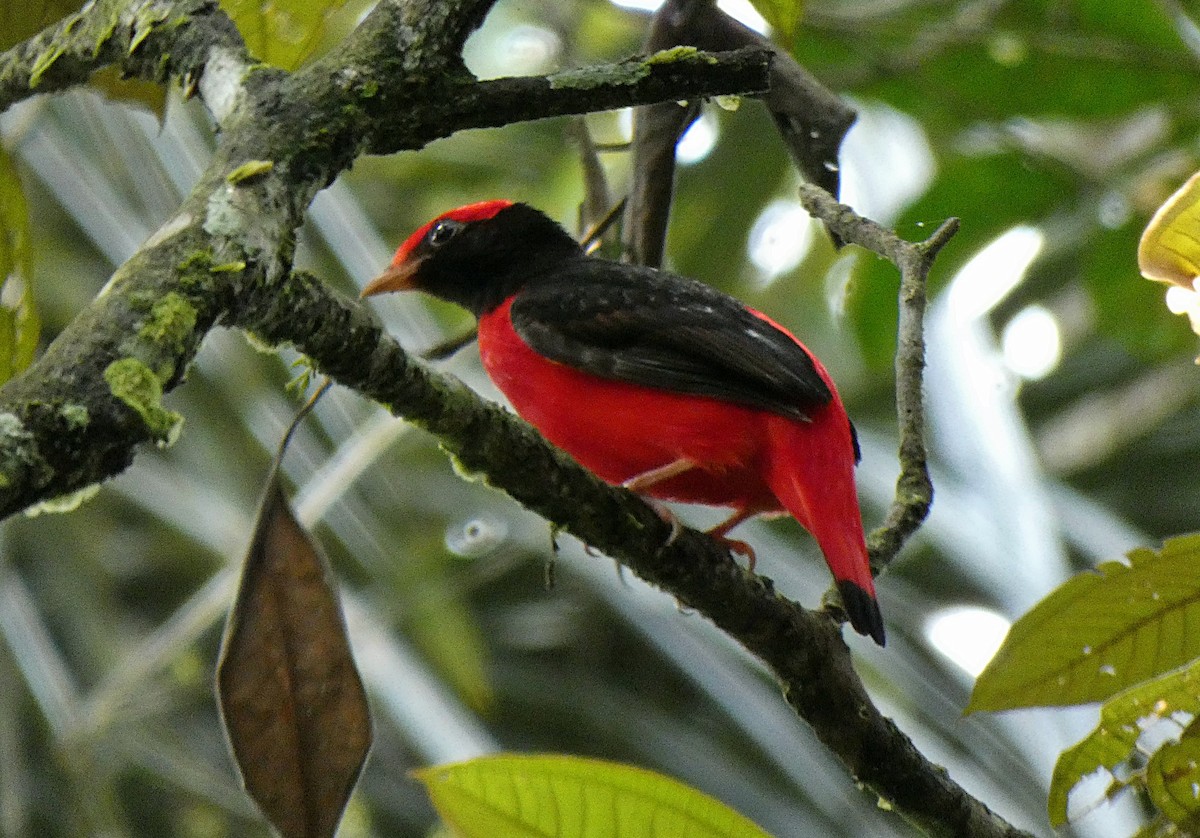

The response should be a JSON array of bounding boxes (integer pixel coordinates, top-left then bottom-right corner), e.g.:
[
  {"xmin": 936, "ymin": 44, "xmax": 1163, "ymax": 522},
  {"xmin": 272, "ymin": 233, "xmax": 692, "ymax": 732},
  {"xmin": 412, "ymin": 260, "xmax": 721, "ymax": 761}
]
[{"xmin": 363, "ymin": 200, "xmax": 884, "ymax": 645}]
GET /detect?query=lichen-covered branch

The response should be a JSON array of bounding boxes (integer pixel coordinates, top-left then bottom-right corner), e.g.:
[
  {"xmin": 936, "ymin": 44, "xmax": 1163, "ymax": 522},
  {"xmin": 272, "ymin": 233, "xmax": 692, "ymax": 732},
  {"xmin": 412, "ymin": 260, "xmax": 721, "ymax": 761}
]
[
  {"xmin": 0, "ymin": 0, "xmax": 250, "ymax": 115},
  {"xmin": 797, "ymin": 182, "xmax": 954, "ymax": 573},
  {"xmin": 432, "ymin": 48, "xmax": 771, "ymax": 141}
]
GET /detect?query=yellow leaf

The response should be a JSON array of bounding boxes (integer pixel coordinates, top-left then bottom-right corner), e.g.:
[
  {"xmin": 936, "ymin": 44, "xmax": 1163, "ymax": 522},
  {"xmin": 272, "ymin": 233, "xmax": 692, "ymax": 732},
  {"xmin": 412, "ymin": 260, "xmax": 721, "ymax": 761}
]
[
  {"xmin": 415, "ymin": 754, "xmax": 773, "ymax": 838},
  {"xmin": 1139, "ymin": 171, "xmax": 1200, "ymax": 288},
  {"xmin": 218, "ymin": 0, "xmax": 372, "ymax": 71},
  {"xmin": 747, "ymin": 0, "xmax": 805, "ymax": 46}
]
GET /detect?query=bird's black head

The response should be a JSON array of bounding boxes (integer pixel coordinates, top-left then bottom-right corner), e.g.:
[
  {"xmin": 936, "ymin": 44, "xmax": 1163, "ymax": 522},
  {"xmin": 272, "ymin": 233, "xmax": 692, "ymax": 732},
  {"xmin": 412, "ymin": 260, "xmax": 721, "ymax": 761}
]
[{"xmin": 362, "ymin": 201, "xmax": 583, "ymax": 317}]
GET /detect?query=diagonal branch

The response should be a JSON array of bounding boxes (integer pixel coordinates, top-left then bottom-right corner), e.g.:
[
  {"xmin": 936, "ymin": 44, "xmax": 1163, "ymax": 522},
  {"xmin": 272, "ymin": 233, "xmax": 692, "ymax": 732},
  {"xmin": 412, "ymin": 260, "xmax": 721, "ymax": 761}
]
[{"xmin": 227, "ymin": 258, "xmax": 1028, "ymax": 837}]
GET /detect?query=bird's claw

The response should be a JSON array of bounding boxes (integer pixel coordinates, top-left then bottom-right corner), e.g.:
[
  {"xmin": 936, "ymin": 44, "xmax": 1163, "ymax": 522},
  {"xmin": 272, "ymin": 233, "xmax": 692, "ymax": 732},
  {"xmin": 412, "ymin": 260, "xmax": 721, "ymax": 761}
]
[
  {"xmin": 716, "ymin": 537, "xmax": 757, "ymax": 572},
  {"xmin": 637, "ymin": 496, "xmax": 683, "ymax": 553},
  {"xmin": 664, "ymin": 512, "xmax": 683, "ymax": 547}
]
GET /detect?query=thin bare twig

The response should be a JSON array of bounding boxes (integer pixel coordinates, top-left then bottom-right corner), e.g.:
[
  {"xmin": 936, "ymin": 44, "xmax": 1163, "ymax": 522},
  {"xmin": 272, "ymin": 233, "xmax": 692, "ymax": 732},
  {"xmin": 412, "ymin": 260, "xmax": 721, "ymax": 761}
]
[{"xmin": 796, "ymin": 183, "xmax": 957, "ymax": 572}]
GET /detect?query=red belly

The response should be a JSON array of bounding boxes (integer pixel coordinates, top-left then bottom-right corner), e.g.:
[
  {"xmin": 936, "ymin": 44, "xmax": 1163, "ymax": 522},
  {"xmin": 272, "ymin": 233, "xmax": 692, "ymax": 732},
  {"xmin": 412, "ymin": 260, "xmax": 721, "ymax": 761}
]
[{"xmin": 478, "ymin": 300, "xmax": 781, "ymax": 514}]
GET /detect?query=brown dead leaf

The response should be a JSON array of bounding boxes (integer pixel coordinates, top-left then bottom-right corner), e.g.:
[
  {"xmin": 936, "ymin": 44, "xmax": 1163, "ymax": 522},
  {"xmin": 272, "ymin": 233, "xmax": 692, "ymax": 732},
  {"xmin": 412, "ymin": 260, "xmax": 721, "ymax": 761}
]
[{"xmin": 217, "ymin": 458, "xmax": 370, "ymax": 838}]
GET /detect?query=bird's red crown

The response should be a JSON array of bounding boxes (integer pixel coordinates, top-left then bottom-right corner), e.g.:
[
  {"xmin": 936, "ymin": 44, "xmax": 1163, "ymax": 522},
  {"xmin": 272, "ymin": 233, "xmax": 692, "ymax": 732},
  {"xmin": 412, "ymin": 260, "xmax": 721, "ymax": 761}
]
[{"xmin": 391, "ymin": 200, "xmax": 514, "ymax": 266}]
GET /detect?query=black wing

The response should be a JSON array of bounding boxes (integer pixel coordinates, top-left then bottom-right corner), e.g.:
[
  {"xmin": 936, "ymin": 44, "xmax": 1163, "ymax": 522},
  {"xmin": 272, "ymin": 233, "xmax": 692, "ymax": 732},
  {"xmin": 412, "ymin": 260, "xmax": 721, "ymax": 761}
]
[{"xmin": 510, "ymin": 259, "xmax": 832, "ymax": 420}]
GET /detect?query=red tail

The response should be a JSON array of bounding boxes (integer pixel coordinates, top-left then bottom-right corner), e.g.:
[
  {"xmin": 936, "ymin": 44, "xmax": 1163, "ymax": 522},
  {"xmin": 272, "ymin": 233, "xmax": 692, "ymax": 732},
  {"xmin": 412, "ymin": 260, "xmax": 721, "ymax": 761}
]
[{"xmin": 764, "ymin": 410, "xmax": 884, "ymax": 645}]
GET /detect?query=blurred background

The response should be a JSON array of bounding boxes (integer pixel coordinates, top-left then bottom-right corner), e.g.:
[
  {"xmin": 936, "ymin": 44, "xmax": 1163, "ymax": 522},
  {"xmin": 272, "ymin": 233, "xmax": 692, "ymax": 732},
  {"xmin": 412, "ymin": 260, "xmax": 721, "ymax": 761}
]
[{"xmin": 1, "ymin": 0, "xmax": 1197, "ymax": 835}]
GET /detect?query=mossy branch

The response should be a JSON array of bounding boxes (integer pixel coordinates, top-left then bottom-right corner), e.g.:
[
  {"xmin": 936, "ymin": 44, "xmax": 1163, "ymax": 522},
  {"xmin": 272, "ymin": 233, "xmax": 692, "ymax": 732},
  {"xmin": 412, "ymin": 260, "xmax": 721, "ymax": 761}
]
[
  {"xmin": 0, "ymin": 0, "xmax": 249, "ymax": 114},
  {"xmin": 0, "ymin": 0, "xmax": 770, "ymax": 517}
]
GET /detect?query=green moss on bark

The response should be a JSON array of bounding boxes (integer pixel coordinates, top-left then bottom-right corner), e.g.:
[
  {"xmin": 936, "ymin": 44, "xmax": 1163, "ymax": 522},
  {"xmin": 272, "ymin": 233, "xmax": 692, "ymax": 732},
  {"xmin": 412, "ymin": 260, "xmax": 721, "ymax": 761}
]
[{"xmin": 103, "ymin": 358, "xmax": 183, "ymax": 445}]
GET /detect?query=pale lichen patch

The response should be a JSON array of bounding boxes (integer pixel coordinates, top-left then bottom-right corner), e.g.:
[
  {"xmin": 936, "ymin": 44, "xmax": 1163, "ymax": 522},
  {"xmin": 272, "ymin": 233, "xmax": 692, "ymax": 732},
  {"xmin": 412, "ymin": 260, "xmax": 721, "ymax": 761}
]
[
  {"xmin": 0, "ymin": 412, "xmax": 51, "ymax": 488},
  {"xmin": 646, "ymin": 46, "xmax": 715, "ymax": 65},
  {"xmin": 549, "ymin": 60, "xmax": 650, "ymax": 90},
  {"xmin": 60, "ymin": 404, "xmax": 89, "ymax": 429},
  {"xmin": 24, "ymin": 484, "xmax": 101, "ymax": 517}
]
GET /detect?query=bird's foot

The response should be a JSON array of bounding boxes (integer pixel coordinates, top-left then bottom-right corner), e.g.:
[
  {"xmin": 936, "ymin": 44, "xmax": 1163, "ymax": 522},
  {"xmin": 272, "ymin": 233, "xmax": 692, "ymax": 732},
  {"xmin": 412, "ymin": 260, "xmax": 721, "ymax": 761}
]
[
  {"xmin": 705, "ymin": 508, "xmax": 761, "ymax": 572},
  {"xmin": 713, "ymin": 535, "xmax": 757, "ymax": 572},
  {"xmin": 633, "ymin": 495, "xmax": 684, "ymax": 552}
]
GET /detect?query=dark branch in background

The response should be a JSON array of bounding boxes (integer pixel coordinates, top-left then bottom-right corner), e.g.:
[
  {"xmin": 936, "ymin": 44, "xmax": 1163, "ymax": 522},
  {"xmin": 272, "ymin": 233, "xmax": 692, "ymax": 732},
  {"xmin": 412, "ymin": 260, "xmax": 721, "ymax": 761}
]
[
  {"xmin": 440, "ymin": 48, "xmax": 771, "ymax": 140},
  {"xmin": 566, "ymin": 119, "xmax": 615, "ymax": 241},
  {"xmin": 624, "ymin": 96, "xmax": 700, "ymax": 267},
  {"xmin": 0, "ymin": 0, "xmax": 1024, "ymax": 835},
  {"xmin": 623, "ymin": 0, "xmax": 856, "ymax": 266},
  {"xmin": 797, "ymin": 183, "xmax": 951, "ymax": 573}
]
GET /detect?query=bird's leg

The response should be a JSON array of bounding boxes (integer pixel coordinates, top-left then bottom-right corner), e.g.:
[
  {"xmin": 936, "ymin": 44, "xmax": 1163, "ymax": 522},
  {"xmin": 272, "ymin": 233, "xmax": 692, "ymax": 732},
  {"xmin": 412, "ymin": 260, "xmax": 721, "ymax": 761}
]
[
  {"xmin": 622, "ymin": 458, "xmax": 697, "ymax": 493},
  {"xmin": 621, "ymin": 459, "xmax": 698, "ymax": 550},
  {"xmin": 707, "ymin": 508, "xmax": 760, "ymax": 572},
  {"xmin": 622, "ymin": 460, "xmax": 759, "ymax": 570}
]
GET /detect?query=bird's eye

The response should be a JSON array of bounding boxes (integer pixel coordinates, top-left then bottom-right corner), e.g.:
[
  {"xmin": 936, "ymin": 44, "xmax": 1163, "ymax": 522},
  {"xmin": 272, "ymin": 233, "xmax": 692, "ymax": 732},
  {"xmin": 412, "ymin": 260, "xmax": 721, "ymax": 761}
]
[{"xmin": 428, "ymin": 219, "xmax": 463, "ymax": 247}]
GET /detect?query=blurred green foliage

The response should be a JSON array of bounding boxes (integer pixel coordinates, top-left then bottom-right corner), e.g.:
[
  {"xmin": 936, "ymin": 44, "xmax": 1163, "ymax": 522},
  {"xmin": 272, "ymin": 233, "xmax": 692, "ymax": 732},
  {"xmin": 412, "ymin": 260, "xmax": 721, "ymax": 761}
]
[
  {"xmin": 0, "ymin": 0, "xmax": 84, "ymax": 51},
  {"xmin": 217, "ymin": 0, "xmax": 376, "ymax": 71},
  {"xmin": 4, "ymin": 0, "xmax": 1200, "ymax": 836},
  {"xmin": 0, "ymin": 147, "xmax": 38, "ymax": 385}
]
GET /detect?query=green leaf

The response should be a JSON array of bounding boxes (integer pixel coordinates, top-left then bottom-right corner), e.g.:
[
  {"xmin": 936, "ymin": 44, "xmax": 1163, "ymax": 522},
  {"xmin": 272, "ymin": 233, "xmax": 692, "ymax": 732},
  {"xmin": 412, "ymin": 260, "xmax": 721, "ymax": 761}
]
[
  {"xmin": 218, "ymin": 0, "xmax": 369, "ymax": 71},
  {"xmin": 1048, "ymin": 657, "xmax": 1200, "ymax": 826},
  {"xmin": 0, "ymin": 147, "xmax": 39, "ymax": 386},
  {"xmin": 407, "ymin": 586, "xmax": 494, "ymax": 712},
  {"xmin": 415, "ymin": 754, "xmax": 773, "ymax": 838},
  {"xmin": 747, "ymin": 0, "xmax": 804, "ymax": 47},
  {"xmin": 968, "ymin": 533, "xmax": 1200, "ymax": 712},
  {"xmin": 1146, "ymin": 735, "xmax": 1200, "ymax": 829},
  {"xmin": 0, "ymin": 0, "xmax": 85, "ymax": 51}
]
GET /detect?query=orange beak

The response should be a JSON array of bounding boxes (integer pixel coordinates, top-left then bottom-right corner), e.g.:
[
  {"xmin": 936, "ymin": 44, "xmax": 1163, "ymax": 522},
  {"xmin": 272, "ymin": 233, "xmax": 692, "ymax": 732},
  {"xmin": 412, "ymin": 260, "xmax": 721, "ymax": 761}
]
[{"xmin": 361, "ymin": 257, "xmax": 423, "ymax": 298}]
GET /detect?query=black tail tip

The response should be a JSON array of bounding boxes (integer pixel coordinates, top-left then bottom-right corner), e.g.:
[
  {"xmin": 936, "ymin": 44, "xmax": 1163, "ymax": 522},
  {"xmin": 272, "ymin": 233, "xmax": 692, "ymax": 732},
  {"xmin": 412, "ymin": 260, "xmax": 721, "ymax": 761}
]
[{"xmin": 837, "ymin": 581, "xmax": 886, "ymax": 647}]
